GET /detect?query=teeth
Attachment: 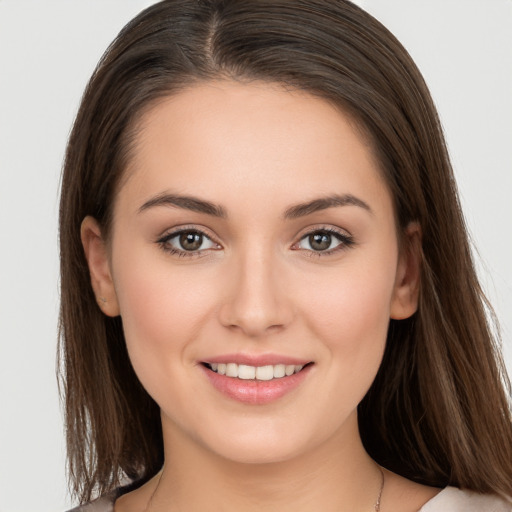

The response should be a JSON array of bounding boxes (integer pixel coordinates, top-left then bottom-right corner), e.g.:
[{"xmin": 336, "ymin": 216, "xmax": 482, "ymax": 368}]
[
  {"xmin": 238, "ymin": 364, "xmax": 256, "ymax": 380},
  {"xmin": 274, "ymin": 364, "xmax": 285, "ymax": 378},
  {"xmin": 256, "ymin": 365, "xmax": 274, "ymax": 381},
  {"xmin": 208, "ymin": 362, "xmax": 305, "ymax": 380},
  {"xmin": 226, "ymin": 363, "xmax": 238, "ymax": 377}
]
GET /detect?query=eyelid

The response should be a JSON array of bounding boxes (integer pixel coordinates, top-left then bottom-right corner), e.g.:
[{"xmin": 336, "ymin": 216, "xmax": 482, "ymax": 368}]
[
  {"xmin": 155, "ymin": 224, "xmax": 354, "ymax": 259},
  {"xmin": 156, "ymin": 225, "xmax": 222, "ymax": 257},
  {"xmin": 291, "ymin": 225, "xmax": 355, "ymax": 256}
]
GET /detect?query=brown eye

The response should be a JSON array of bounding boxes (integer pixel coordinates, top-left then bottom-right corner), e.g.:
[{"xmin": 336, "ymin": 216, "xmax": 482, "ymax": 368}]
[
  {"xmin": 179, "ymin": 231, "xmax": 204, "ymax": 251},
  {"xmin": 295, "ymin": 229, "xmax": 354, "ymax": 255},
  {"xmin": 159, "ymin": 229, "xmax": 218, "ymax": 255},
  {"xmin": 309, "ymin": 232, "xmax": 332, "ymax": 251}
]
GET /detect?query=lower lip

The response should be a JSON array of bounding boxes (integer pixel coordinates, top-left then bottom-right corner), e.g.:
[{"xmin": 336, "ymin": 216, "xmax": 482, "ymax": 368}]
[{"xmin": 200, "ymin": 364, "xmax": 312, "ymax": 405}]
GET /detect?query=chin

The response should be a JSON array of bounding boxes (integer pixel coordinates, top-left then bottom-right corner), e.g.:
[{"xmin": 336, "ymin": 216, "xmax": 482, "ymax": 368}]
[
  {"xmin": 207, "ymin": 436, "xmax": 306, "ymax": 466},
  {"xmin": 192, "ymin": 416, "xmax": 333, "ymax": 466}
]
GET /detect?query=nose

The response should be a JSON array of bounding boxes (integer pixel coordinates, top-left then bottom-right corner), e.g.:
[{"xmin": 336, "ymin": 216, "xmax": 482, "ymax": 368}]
[{"xmin": 218, "ymin": 246, "xmax": 294, "ymax": 338}]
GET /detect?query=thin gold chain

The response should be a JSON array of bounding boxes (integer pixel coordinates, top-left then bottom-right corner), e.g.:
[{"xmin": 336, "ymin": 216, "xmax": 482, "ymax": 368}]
[{"xmin": 375, "ymin": 466, "xmax": 385, "ymax": 512}]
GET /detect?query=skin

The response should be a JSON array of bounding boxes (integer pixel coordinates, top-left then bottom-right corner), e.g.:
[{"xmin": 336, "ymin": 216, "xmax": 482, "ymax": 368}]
[{"xmin": 82, "ymin": 81, "xmax": 439, "ymax": 511}]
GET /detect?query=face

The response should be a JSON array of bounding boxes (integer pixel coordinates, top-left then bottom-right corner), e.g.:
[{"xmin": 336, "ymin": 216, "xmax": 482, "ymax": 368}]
[{"xmin": 82, "ymin": 81, "xmax": 419, "ymax": 465}]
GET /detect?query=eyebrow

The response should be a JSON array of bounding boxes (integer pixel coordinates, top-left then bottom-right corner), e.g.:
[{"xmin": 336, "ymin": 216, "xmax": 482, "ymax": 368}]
[
  {"xmin": 283, "ymin": 194, "xmax": 372, "ymax": 219},
  {"xmin": 138, "ymin": 192, "xmax": 227, "ymax": 218},
  {"xmin": 138, "ymin": 192, "xmax": 372, "ymax": 218}
]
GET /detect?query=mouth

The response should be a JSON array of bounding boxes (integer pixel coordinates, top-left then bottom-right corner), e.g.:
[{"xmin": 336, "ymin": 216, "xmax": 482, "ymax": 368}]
[
  {"xmin": 199, "ymin": 355, "xmax": 314, "ymax": 404},
  {"xmin": 202, "ymin": 362, "xmax": 311, "ymax": 381}
]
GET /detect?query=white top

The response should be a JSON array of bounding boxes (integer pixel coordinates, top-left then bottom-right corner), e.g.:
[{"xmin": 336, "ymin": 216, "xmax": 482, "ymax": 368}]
[
  {"xmin": 419, "ymin": 487, "xmax": 511, "ymax": 511},
  {"xmin": 71, "ymin": 486, "xmax": 512, "ymax": 511}
]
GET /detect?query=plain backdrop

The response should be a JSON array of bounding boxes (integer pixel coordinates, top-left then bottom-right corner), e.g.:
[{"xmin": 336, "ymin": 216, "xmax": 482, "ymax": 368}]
[{"xmin": 0, "ymin": 1, "xmax": 510, "ymax": 510}]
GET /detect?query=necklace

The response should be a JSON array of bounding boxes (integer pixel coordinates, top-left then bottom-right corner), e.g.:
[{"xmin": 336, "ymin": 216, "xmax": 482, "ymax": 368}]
[
  {"xmin": 143, "ymin": 466, "xmax": 385, "ymax": 512},
  {"xmin": 374, "ymin": 466, "xmax": 385, "ymax": 512}
]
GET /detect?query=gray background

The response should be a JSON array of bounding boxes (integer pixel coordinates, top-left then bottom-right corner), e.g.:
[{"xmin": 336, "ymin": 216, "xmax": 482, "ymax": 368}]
[{"xmin": 0, "ymin": 1, "xmax": 510, "ymax": 510}]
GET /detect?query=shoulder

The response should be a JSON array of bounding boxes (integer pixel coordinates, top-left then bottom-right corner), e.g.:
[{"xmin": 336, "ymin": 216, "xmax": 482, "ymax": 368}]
[
  {"xmin": 66, "ymin": 478, "xmax": 149, "ymax": 512},
  {"xmin": 66, "ymin": 492, "xmax": 116, "ymax": 512},
  {"xmin": 420, "ymin": 487, "xmax": 512, "ymax": 512}
]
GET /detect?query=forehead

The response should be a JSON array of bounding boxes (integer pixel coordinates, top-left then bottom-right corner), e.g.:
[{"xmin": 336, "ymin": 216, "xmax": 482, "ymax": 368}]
[{"xmin": 118, "ymin": 80, "xmax": 392, "ymax": 218}]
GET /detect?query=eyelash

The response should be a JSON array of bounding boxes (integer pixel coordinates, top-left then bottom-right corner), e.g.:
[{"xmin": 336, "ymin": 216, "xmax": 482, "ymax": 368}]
[
  {"xmin": 293, "ymin": 227, "xmax": 355, "ymax": 258},
  {"xmin": 156, "ymin": 226, "xmax": 219, "ymax": 259},
  {"xmin": 156, "ymin": 226, "xmax": 355, "ymax": 259}
]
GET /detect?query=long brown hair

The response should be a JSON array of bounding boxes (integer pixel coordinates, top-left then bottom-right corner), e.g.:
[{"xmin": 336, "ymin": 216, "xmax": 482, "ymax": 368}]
[{"xmin": 58, "ymin": 0, "xmax": 512, "ymax": 503}]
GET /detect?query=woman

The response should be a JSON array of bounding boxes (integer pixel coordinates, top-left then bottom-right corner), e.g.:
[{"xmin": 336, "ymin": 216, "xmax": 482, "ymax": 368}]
[{"xmin": 59, "ymin": 1, "xmax": 512, "ymax": 510}]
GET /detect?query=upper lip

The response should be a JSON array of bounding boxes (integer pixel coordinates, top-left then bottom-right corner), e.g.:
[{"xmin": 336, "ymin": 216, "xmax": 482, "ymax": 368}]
[{"xmin": 201, "ymin": 353, "xmax": 313, "ymax": 367}]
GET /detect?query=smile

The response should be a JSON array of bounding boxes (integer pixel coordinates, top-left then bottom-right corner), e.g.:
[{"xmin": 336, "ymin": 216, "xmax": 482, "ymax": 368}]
[
  {"xmin": 205, "ymin": 362, "xmax": 305, "ymax": 380},
  {"xmin": 201, "ymin": 360, "xmax": 313, "ymax": 405}
]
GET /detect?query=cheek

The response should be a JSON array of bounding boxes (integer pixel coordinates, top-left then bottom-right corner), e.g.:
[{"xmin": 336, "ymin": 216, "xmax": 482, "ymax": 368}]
[
  {"xmin": 111, "ymin": 250, "xmax": 215, "ymax": 387},
  {"xmin": 299, "ymin": 251, "xmax": 397, "ymax": 373}
]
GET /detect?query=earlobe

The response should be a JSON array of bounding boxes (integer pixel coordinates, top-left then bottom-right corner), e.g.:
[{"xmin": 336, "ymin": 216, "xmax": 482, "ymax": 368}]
[
  {"xmin": 390, "ymin": 222, "xmax": 422, "ymax": 320},
  {"xmin": 80, "ymin": 216, "xmax": 120, "ymax": 317}
]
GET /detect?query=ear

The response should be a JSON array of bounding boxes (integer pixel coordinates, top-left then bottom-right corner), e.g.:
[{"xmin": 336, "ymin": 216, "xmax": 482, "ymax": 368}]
[
  {"xmin": 80, "ymin": 216, "xmax": 120, "ymax": 317},
  {"xmin": 390, "ymin": 222, "xmax": 422, "ymax": 320}
]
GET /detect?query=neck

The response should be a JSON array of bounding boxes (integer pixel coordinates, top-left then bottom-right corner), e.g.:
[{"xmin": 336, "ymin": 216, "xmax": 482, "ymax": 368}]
[{"xmin": 151, "ymin": 412, "xmax": 383, "ymax": 512}]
